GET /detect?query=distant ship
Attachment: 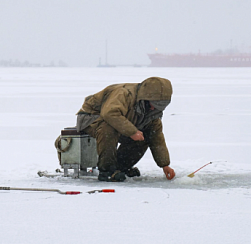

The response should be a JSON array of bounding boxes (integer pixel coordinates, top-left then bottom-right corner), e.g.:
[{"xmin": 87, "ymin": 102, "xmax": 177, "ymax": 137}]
[{"xmin": 148, "ymin": 51, "xmax": 251, "ymax": 67}]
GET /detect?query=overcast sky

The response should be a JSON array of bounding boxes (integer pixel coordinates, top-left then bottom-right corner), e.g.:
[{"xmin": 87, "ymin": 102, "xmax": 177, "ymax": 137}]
[{"xmin": 0, "ymin": 0, "xmax": 251, "ymax": 66}]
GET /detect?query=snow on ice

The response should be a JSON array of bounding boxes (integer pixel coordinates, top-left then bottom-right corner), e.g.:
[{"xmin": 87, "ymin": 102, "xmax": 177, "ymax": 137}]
[{"xmin": 0, "ymin": 67, "xmax": 251, "ymax": 244}]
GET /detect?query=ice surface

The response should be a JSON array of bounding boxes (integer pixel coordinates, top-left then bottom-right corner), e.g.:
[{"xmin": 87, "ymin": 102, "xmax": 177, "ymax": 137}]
[{"xmin": 0, "ymin": 67, "xmax": 251, "ymax": 244}]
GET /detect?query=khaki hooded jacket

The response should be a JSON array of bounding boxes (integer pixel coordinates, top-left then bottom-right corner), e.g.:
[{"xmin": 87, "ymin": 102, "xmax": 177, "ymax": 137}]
[{"xmin": 77, "ymin": 77, "xmax": 173, "ymax": 167}]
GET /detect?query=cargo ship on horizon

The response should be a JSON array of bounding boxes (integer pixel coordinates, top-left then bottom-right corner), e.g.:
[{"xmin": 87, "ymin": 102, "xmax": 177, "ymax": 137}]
[{"xmin": 148, "ymin": 51, "xmax": 251, "ymax": 67}]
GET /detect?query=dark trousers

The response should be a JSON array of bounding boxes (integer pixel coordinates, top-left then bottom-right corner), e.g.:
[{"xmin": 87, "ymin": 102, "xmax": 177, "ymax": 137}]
[{"xmin": 84, "ymin": 119, "xmax": 164, "ymax": 172}]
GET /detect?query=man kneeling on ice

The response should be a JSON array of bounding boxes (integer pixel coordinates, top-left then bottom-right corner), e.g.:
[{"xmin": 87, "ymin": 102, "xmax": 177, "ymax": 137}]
[{"xmin": 76, "ymin": 77, "xmax": 175, "ymax": 182}]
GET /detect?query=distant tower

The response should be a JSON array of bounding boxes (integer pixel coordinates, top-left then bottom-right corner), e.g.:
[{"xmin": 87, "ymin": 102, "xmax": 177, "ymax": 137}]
[{"xmin": 97, "ymin": 40, "xmax": 115, "ymax": 67}]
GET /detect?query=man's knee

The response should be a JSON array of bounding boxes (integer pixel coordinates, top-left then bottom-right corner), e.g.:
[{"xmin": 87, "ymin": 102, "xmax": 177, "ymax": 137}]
[{"xmin": 96, "ymin": 121, "xmax": 119, "ymax": 141}]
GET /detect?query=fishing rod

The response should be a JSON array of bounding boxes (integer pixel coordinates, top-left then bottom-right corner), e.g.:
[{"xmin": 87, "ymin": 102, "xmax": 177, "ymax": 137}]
[
  {"xmin": 0, "ymin": 187, "xmax": 115, "ymax": 195},
  {"xmin": 187, "ymin": 162, "xmax": 213, "ymax": 178}
]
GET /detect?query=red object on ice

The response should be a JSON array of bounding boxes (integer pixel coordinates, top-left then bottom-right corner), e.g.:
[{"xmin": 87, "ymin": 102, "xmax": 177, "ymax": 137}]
[
  {"xmin": 65, "ymin": 191, "xmax": 81, "ymax": 195},
  {"xmin": 102, "ymin": 189, "xmax": 115, "ymax": 193},
  {"xmin": 87, "ymin": 189, "xmax": 115, "ymax": 194}
]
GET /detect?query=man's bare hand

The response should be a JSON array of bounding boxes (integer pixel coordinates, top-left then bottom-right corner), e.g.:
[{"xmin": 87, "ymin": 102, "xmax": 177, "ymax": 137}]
[
  {"xmin": 130, "ymin": 130, "xmax": 144, "ymax": 141},
  {"xmin": 163, "ymin": 166, "xmax": 175, "ymax": 180}
]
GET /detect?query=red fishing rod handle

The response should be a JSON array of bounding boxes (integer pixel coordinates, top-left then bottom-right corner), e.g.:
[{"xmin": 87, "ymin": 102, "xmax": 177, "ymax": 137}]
[
  {"xmin": 102, "ymin": 189, "xmax": 115, "ymax": 193},
  {"xmin": 65, "ymin": 191, "xmax": 81, "ymax": 195}
]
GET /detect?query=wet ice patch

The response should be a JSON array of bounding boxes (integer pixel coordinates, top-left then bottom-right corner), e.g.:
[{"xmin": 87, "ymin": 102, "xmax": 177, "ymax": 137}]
[
  {"xmin": 173, "ymin": 175, "xmax": 205, "ymax": 185},
  {"xmin": 125, "ymin": 168, "xmax": 251, "ymax": 190}
]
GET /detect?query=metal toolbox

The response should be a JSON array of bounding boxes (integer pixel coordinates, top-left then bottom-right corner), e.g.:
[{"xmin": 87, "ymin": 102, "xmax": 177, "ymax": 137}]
[{"xmin": 60, "ymin": 127, "xmax": 98, "ymax": 177}]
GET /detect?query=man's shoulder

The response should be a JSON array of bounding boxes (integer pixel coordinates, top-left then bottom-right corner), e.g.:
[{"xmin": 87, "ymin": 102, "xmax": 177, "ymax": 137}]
[{"xmin": 112, "ymin": 83, "xmax": 138, "ymax": 95}]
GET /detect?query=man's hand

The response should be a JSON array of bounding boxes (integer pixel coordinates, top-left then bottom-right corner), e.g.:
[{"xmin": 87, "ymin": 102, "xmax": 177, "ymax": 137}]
[
  {"xmin": 163, "ymin": 166, "xmax": 175, "ymax": 180},
  {"xmin": 130, "ymin": 130, "xmax": 144, "ymax": 141}
]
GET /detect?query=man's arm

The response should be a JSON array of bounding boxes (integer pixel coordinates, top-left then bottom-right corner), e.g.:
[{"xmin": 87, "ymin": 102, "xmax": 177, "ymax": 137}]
[{"xmin": 147, "ymin": 119, "xmax": 175, "ymax": 180}]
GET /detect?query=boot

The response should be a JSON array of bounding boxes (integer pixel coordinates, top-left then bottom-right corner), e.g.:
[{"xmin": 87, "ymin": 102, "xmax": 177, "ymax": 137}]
[
  {"xmin": 124, "ymin": 167, "xmax": 140, "ymax": 177},
  {"xmin": 98, "ymin": 170, "xmax": 126, "ymax": 182}
]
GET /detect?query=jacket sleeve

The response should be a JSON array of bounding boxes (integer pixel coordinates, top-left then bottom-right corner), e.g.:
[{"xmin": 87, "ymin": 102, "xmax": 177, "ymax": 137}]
[
  {"xmin": 147, "ymin": 119, "xmax": 170, "ymax": 167},
  {"xmin": 100, "ymin": 88, "xmax": 138, "ymax": 137}
]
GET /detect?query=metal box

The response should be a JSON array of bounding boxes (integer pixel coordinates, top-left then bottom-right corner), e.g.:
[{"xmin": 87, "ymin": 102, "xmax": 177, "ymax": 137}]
[{"xmin": 60, "ymin": 127, "xmax": 98, "ymax": 177}]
